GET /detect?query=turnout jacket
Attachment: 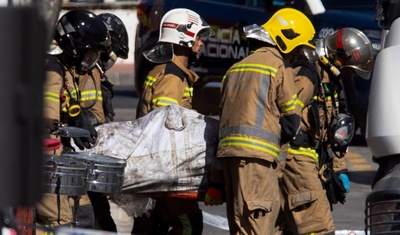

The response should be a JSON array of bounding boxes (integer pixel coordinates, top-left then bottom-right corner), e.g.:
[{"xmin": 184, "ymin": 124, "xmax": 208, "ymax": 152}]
[
  {"xmin": 43, "ymin": 55, "xmax": 105, "ymax": 140},
  {"xmin": 136, "ymin": 56, "xmax": 199, "ymax": 118},
  {"xmin": 217, "ymin": 47, "xmax": 300, "ymax": 162},
  {"xmin": 40, "ymin": 54, "xmax": 105, "ymax": 222},
  {"xmin": 289, "ymin": 59, "xmax": 347, "ymax": 172}
]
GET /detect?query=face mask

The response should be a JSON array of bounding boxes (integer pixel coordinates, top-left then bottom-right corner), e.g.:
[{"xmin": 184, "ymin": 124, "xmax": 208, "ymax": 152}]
[{"xmin": 77, "ymin": 48, "xmax": 100, "ymax": 75}]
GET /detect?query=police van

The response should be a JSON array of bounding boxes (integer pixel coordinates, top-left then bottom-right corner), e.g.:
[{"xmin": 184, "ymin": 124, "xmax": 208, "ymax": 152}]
[{"xmin": 134, "ymin": 0, "xmax": 380, "ymax": 134}]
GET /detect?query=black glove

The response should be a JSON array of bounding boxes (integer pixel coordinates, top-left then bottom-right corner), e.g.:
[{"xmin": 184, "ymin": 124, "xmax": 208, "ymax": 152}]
[
  {"xmin": 70, "ymin": 109, "xmax": 98, "ymax": 150},
  {"xmin": 101, "ymin": 79, "xmax": 115, "ymax": 122},
  {"xmin": 320, "ymin": 162, "xmax": 347, "ymax": 205},
  {"xmin": 280, "ymin": 114, "xmax": 301, "ymax": 144}
]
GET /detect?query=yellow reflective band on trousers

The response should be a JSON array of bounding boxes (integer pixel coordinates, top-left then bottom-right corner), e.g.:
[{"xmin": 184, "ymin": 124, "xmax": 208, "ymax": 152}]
[
  {"xmin": 288, "ymin": 145, "xmax": 319, "ymax": 163},
  {"xmin": 219, "ymin": 136, "xmax": 280, "ymax": 158},
  {"xmin": 152, "ymin": 96, "xmax": 179, "ymax": 106},
  {"xmin": 280, "ymin": 93, "xmax": 297, "ymax": 113},
  {"xmin": 43, "ymin": 91, "xmax": 60, "ymax": 103},
  {"xmin": 184, "ymin": 87, "xmax": 193, "ymax": 97},
  {"xmin": 178, "ymin": 213, "xmax": 192, "ymax": 235},
  {"xmin": 223, "ymin": 63, "xmax": 277, "ymax": 80},
  {"xmin": 144, "ymin": 75, "xmax": 157, "ymax": 86}
]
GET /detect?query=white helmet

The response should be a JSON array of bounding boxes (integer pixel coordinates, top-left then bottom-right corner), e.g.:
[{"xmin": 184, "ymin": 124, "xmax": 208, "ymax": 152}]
[{"xmin": 158, "ymin": 8, "xmax": 213, "ymax": 48}]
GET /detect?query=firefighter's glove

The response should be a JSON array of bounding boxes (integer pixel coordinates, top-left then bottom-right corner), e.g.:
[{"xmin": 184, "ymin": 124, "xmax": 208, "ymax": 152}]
[
  {"xmin": 71, "ymin": 109, "xmax": 98, "ymax": 150},
  {"xmin": 101, "ymin": 80, "xmax": 115, "ymax": 122},
  {"xmin": 338, "ymin": 173, "xmax": 350, "ymax": 195},
  {"xmin": 204, "ymin": 186, "xmax": 223, "ymax": 206}
]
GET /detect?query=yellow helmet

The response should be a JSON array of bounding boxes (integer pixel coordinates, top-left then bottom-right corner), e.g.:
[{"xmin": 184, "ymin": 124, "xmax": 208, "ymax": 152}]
[{"xmin": 262, "ymin": 8, "xmax": 315, "ymax": 54}]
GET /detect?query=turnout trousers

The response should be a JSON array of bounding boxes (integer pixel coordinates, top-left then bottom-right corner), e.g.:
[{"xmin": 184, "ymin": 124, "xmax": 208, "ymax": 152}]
[
  {"xmin": 222, "ymin": 157, "xmax": 280, "ymax": 235},
  {"xmin": 278, "ymin": 154, "xmax": 335, "ymax": 234}
]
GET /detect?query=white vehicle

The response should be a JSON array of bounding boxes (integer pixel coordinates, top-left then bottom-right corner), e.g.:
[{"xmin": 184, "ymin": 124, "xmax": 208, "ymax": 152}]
[{"xmin": 365, "ymin": 0, "xmax": 400, "ymax": 234}]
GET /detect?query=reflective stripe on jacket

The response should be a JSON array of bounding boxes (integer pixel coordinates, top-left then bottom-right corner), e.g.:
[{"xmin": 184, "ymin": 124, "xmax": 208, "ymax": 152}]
[
  {"xmin": 137, "ymin": 56, "xmax": 199, "ymax": 118},
  {"xmin": 287, "ymin": 146, "xmax": 319, "ymax": 163},
  {"xmin": 43, "ymin": 56, "xmax": 105, "ymax": 128},
  {"xmin": 217, "ymin": 47, "xmax": 299, "ymax": 162},
  {"xmin": 77, "ymin": 68, "xmax": 105, "ymax": 124}
]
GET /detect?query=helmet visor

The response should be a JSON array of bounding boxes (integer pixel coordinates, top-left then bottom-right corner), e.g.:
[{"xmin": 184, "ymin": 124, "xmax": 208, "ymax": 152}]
[
  {"xmin": 197, "ymin": 28, "xmax": 214, "ymax": 41},
  {"xmin": 100, "ymin": 51, "xmax": 117, "ymax": 71},
  {"xmin": 341, "ymin": 55, "xmax": 374, "ymax": 80},
  {"xmin": 79, "ymin": 48, "xmax": 100, "ymax": 74},
  {"xmin": 353, "ymin": 60, "xmax": 373, "ymax": 80}
]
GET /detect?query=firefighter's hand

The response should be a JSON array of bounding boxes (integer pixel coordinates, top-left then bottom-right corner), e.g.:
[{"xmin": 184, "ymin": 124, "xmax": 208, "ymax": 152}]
[
  {"xmin": 204, "ymin": 187, "xmax": 223, "ymax": 206},
  {"xmin": 338, "ymin": 173, "xmax": 350, "ymax": 194},
  {"xmin": 71, "ymin": 110, "xmax": 98, "ymax": 150}
]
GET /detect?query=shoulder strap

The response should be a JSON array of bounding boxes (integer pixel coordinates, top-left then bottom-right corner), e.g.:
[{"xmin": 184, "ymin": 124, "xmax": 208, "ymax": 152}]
[
  {"xmin": 293, "ymin": 59, "xmax": 321, "ymax": 138},
  {"xmin": 293, "ymin": 59, "xmax": 319, "ymax": 98},
  {"xmin": 164, "ymin": 62, "xmax": 185, "ymax": 82},
  {"xmin": 46, "ymin": 55, "xmax": 65, "ymax": 79}
]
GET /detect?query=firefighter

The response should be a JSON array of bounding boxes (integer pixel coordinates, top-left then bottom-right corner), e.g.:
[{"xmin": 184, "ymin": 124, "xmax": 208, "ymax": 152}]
[
  {"xmin": 134, "ymin": 8, "xmax": 213, "ymax": 234},
  {"xmin": 275, "ymin": 27, "xmax": 374, "ymax": 234},
  {"xmin": 97, "ymin": 12, "xmax": 129, "ymax": 123},
  {"xmin": 37, "ymin": 9, "xmax": 111, "ymax": 234},
  {"xmin": 206, "ymin": 8, "xmax": 318, "ymax": 234},
  {"xmin": 87, "ymin": 12, "xmax": 130, "ymax": 232}
]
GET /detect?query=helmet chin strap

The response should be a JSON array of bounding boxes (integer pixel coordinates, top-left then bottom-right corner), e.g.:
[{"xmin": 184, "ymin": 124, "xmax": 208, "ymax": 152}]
[{"xmin": 188, "ymin": 52, "xmax": 198, "ymax": 66}]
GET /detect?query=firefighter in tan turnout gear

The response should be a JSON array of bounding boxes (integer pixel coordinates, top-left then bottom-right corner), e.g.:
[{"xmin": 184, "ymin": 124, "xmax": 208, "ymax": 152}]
[
  {"xmin": 135, "ymin": 8, "xmax": 213, "ymax": 234},
  {"xmin": 276, "ymin": 27, "xmax": 374, "ymax": 234},
  {"xmin": 213, "ymin": 8, "xmax": 319, "ymax": 234},
  {"xmin": 38, "ymin": 10, "xmax": 112, "ymax": 233}
]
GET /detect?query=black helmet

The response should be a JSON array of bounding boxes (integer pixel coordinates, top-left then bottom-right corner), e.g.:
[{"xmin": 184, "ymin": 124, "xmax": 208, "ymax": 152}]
[
  {"xmin": 329, "ymin": 113, "xmax": 355, "ymax": 153},
  {"xmin": 99, "ymin": 13, "xmax": 129, "ymax": 59},
  {"xmin": 55, "ymin": 10, "xmax": 111, "ymax": 74}
]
